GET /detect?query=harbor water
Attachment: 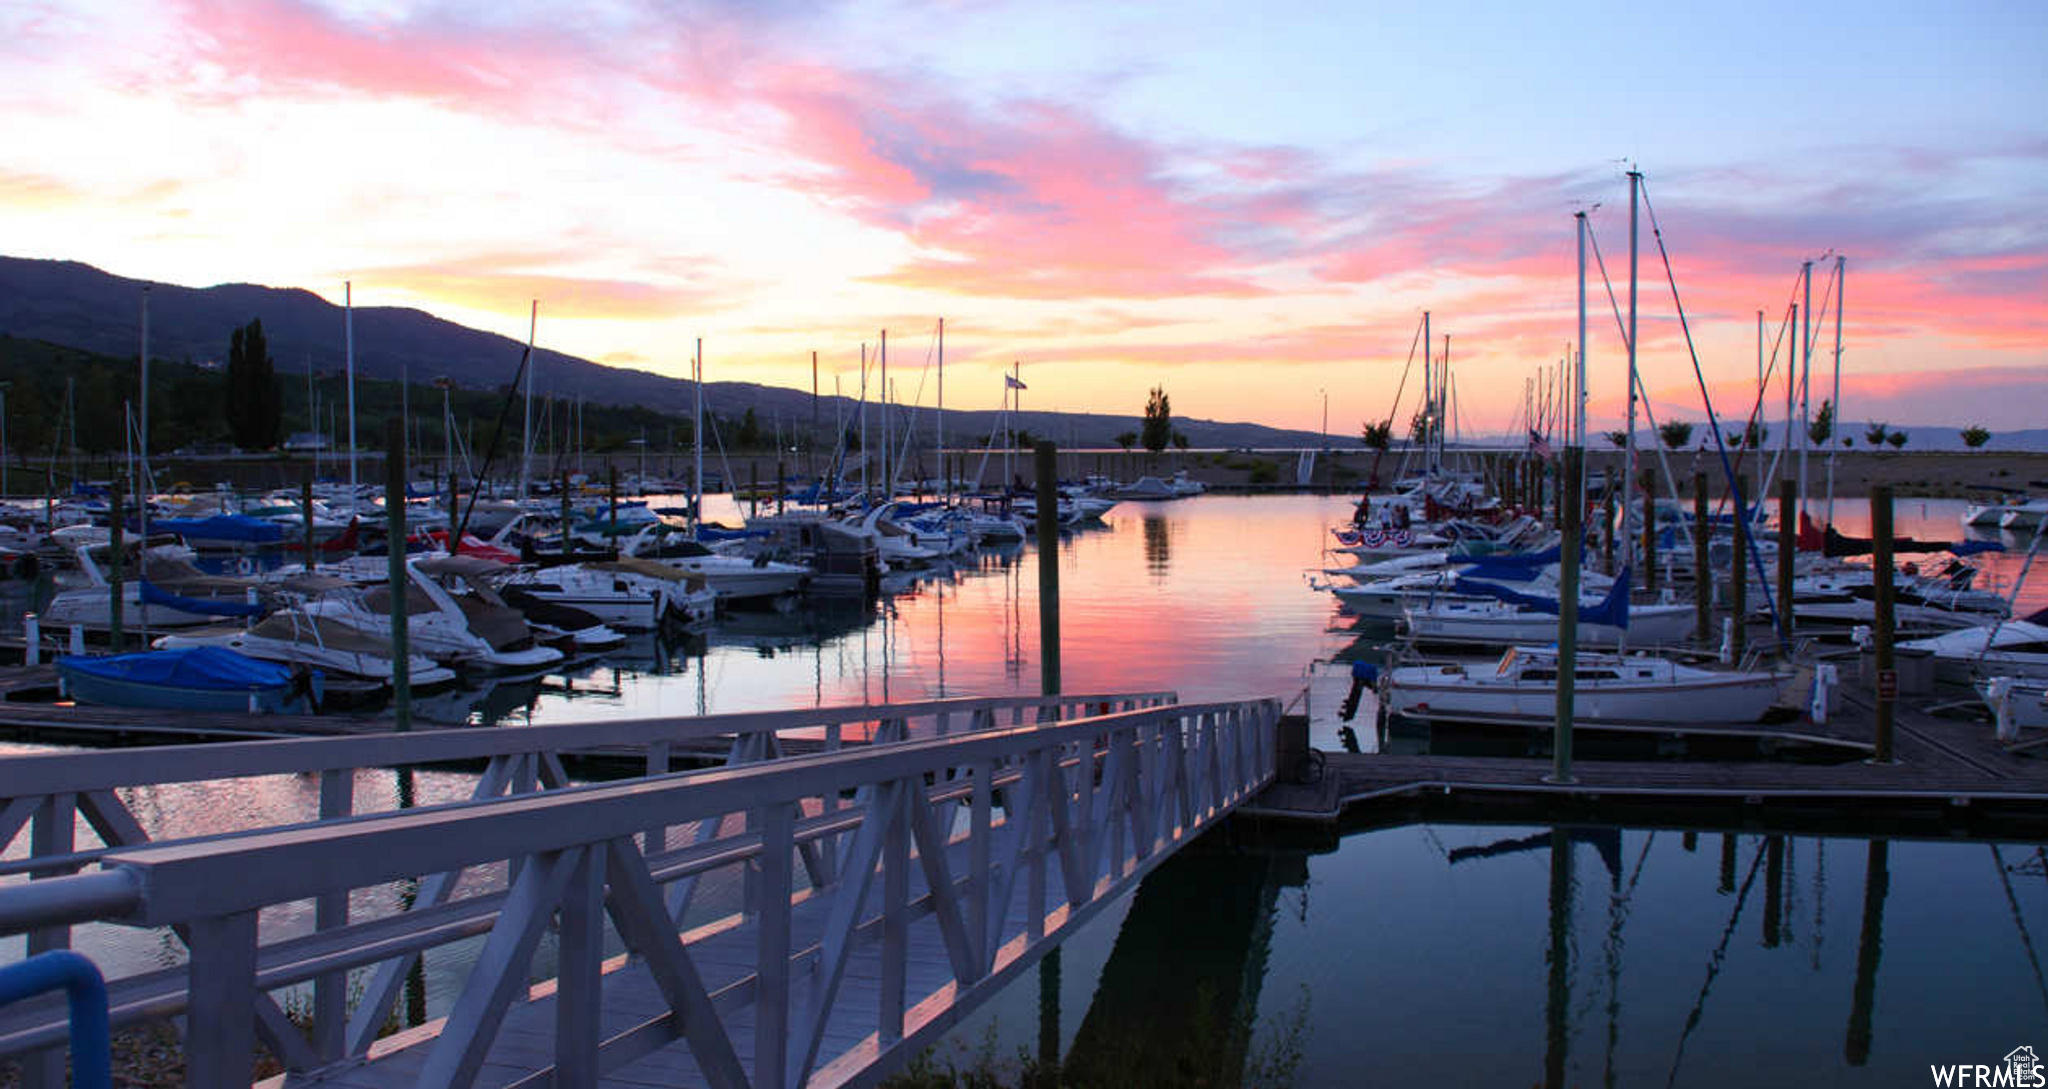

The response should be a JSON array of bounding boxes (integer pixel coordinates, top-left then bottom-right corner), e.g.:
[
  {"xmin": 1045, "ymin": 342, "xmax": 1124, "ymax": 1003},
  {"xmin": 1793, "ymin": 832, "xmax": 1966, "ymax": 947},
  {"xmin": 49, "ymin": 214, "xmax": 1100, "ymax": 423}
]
[{"xmin": 1, "ymin": 493, "xmax": 2042, "ymax": 1085}]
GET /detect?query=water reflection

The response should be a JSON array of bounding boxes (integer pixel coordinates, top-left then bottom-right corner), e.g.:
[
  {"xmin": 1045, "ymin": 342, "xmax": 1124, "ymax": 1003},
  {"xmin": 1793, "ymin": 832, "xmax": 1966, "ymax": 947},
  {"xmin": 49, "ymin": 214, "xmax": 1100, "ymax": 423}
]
[{"xmin": 1142, "ymin": 514, "xmax": 1173, "ymax": 578}]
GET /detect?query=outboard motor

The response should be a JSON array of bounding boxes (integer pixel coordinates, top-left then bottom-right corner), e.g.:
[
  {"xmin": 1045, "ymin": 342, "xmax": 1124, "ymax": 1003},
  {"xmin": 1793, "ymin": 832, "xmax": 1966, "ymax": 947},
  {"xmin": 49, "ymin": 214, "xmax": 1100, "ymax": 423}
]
[{"xmin": 1339, "ymin": 659, "xmax": 1378, "ymax": 722}]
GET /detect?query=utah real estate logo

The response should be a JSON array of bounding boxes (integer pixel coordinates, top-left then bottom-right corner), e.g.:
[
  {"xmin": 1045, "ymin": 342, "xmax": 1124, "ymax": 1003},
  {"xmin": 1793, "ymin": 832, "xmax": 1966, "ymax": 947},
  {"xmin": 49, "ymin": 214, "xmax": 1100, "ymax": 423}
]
[{"xmin": 1932, "ymin": 1046, "xmax": 2045, "ymax": 1087}]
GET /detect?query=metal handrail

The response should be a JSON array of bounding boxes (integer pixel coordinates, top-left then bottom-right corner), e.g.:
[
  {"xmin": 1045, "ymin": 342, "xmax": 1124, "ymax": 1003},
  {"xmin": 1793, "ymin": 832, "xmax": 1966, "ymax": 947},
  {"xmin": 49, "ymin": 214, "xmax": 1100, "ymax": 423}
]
[{"xmin": 0, "ymin": 952, "xmax": 111, "ymax": 1089}]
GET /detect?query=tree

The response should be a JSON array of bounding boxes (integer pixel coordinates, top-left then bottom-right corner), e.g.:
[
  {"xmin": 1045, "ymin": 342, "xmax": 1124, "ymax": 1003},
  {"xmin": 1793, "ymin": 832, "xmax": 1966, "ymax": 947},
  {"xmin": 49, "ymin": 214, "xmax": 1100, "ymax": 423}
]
[
  {"xmin": 1604, "ymin": 430, "xmax": 1628, "ymax": 448},
  {"xmin": 1886, "ymin": 429, "xmax": 1908, "ymax": 449},
  {"xmin": 1864, "ymin": 421, "xmax": 1889, "ymax": 446},
  {"xmin": 1961, "ymin": 425, "xmax": 1992, "ymax": 449},
  {"xmin": 224, "ymin": 318, "xmax": 282, "ymax": 450},
  {"xmin": 1742, "ymin": 419, "xmax": 1769, "ymax": 449},
  {"xmin": 735, "ymin": 406, "xmax": 763, "ymax": 448},
  {"xmin": 1012, "ymin": 428, "xmax": 1035, "ymax": 449},
  {"xmin": 1115, "ymin": 431, "xmax": 1137, "ymax": 452},
  {"xmin": 1658, "ymin": 420, "xmax": 1694, "ymax": 449},
  {"xmin": 1807, "ymin": 399, "xmax": 1834, "ymax": 445},
  {"xmin": 1360, "ymin": 420, "xmax": 1393, "ymax": 451},
  {"xmin": 1171, "ymin": 431, "xmax": 1189, "ymax": 452},
  {"xmin": 1408, "ymin": 408, "xmax": 1434, "ymax": 445},
  {"xmin": 1141, "ymin": 386, "xmax": 1172, "ymax": 454}
]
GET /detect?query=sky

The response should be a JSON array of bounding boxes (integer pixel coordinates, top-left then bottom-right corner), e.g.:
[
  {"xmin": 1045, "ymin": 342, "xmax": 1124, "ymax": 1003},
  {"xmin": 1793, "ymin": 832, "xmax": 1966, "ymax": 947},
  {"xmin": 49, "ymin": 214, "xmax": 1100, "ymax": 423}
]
[{"xmin": 2, "ymin": 0, "xmax": 2043, "ymax": 436}]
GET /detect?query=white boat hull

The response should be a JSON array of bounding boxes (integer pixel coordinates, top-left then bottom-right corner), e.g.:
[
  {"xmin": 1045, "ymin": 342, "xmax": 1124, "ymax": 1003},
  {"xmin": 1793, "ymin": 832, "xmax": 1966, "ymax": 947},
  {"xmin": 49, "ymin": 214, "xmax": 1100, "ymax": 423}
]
[
  {"xmin": 1386, "ymin": 667, "xmax": 1783, "ymax": 726},
  {"xmin": 1402, "ymin": 603, "xmax": 1696, "ymax": 647}
]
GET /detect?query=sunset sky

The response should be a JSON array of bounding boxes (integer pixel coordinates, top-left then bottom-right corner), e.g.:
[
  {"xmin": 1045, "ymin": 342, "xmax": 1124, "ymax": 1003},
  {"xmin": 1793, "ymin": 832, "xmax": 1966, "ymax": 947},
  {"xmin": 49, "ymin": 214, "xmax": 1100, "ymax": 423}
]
[{"xmin": 2, "ymin": 1, "xmax": 2042, "ymax": 434}]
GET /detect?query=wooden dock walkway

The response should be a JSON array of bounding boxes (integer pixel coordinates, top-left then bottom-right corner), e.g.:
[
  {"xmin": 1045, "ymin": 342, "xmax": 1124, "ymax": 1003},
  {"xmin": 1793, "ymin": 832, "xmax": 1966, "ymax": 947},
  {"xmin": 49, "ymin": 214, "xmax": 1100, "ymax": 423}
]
[{"xmin": 1245, "ymin": 689, "xmax": 2048, "ymax": 825}]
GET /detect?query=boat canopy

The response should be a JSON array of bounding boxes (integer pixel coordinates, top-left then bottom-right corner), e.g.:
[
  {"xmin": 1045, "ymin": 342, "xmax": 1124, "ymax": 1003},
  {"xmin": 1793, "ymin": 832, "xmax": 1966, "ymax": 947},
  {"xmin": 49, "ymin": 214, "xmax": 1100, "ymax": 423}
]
[
  {"xmin": 139, "ymin": 579, "xmax": 265, "ymax": 618},
  {"xmin": 58, "ymin": 646, "xmax": 293, "ymax": 690},
  {"xmin": 149, "ymin": 514, "xmax": 287, "ymax": 544},
  {"xmin": 1452, "ymin": 566, "xmax": 1632, "ymax": 630}
]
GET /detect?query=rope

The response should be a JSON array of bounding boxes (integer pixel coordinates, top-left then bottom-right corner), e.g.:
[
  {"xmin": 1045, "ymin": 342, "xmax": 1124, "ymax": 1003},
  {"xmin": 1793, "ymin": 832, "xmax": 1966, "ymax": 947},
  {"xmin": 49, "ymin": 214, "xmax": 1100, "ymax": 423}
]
[{"xmin": 1639, "ymin": 179, "xmax": 1786, "ymax": 651}]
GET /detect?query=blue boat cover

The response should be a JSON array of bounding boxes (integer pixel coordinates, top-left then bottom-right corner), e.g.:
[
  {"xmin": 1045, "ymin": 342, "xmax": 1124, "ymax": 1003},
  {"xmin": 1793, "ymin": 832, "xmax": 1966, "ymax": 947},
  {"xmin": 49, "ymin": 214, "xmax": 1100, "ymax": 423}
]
[
  {"xmin": 149, "ymin": 514, "xmax": 286, "ymax": 544},
  {"xmin": 1452, "ymin": 566, "xmax": 1632, "ymax": 629},
  {"xmin": 140, "ymin": 580, "xmax": 265, "ymax": 618},
  {"xmin": 58, "ymin": 646, "xmax": 292, "ymax": 691},
  {"xmin": 1455, "ymin": 547, "xmax": 1561, "ymax": 584}
]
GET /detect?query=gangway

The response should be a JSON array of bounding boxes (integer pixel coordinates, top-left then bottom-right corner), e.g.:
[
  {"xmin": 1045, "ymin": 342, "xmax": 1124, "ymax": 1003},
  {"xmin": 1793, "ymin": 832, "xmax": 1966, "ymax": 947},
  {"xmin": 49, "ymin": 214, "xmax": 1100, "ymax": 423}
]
[{"xmin": 0, "ymin": 692, "xmax": 1277, "ymax": 1088}]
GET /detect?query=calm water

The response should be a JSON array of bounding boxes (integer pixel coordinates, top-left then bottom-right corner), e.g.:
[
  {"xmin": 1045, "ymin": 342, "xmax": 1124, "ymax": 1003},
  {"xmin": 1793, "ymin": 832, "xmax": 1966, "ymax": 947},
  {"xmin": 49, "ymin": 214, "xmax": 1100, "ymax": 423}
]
[{"xmin": 2, "ymin": 493, "xmax": 2043, "ymax": 1084}]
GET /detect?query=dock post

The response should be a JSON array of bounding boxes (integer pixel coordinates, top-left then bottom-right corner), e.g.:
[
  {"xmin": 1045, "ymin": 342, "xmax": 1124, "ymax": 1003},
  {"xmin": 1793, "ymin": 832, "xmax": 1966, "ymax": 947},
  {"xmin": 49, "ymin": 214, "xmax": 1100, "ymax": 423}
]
[
  {"xmin": 1544, "ymin": 828, "xmax": 1572, "ymax": 1089},
  {"xmin": 1777, "ymin": 479, "xmax": 1796, "ymax": 645},
  {"xmin": 1730, "ymin": 477, "xmax": 1747, "ymax": 663},
  {"xmin": 1693, "ymin": 472, "xmax": 1710, "ymax": 640},
  {"xmin": 1549, "ymin": 446, "xmax": 1581, "ymax": 784},
  {"xmin": 1642, "ymin": 468, "xmax": 1658, "ymax": 593},
  {"xmin": 1718, "ymin": 833, "xmax": 1735, "ymax": 894},
  {"xmin": 22, "ymin": 613, "xmax": 37, "ymax": 666},
  {"xmin": 561, "ymin": 470, "xmax": 572, "ymax": 557},
  {"xmin": 301, "ymin": 471, "xmax": 315, "ymax": 566},
  {"xmin": 1032, "ymin": 441, "xmax": 1061, "ymax": 1082},
  {"xmin": 108, "ymin": 481, "xmax": 124, "ymax": 652},
  {"xmin": 749, "ymin": 460, "xmax": 759, "ymax": 520},
  {"xmin": 776, "ymin": 460, "xmax": 785, "ymax": 514},
  {"xmin": 608, "ymin": 462, "xmax": 619, "ymax": 541},
  {"xmin": 1872, "ymin": 485, "xmax": 1895, "ymax": 762},
  {"xmin": 385, "ymin": 419, "xmax": 411, "ymax": 732}
]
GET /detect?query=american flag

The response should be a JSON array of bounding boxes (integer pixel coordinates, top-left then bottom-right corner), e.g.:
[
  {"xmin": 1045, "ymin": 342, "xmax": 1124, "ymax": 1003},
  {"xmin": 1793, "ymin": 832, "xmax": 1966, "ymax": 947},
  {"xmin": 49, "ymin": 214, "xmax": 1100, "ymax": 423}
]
[{"xmin": 1527, "ymin": 428, "xmax": 1553, "ymax": 459}]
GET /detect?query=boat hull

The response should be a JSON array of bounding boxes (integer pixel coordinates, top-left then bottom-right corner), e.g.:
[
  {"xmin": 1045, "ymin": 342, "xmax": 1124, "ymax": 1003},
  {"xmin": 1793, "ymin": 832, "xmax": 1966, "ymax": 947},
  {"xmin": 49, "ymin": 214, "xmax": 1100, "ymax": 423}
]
[{"xmin": 1385, "ymin": 671, "xmax": 1782, "ymax": 726}]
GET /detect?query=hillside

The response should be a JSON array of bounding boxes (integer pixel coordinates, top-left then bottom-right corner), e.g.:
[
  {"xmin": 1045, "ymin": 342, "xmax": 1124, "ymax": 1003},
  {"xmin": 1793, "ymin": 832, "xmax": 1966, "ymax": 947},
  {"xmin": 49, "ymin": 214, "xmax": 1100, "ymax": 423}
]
[{"xmin": 0, "ymin": 255, "xmax": 1328, "ymax": 451}]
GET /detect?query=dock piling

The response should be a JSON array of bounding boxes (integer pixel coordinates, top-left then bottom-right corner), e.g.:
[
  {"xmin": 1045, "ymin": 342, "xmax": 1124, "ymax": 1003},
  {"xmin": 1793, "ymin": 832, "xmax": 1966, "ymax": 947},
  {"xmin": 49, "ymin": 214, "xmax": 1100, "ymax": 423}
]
[
  {"xmin": 1872, "ymin": 485, "xmax": 1895, "ymax": 762},
  {"xmin": 1550, "ymin": 446, "xmax": 1581, "ymax": 784},
  {"xmin": 1693, "ymin": 472, "xmax": 1710, "ymax": 640},
  {"xmin": 1777, "ymin": 479, "xmax": 1796, "ymax": 645},
  {"xmin": 386, "ymin": 419, "xmax": 410, "ymax": 732},
  {"xmin": 1731, "ymin": 477, "xmax": 1747, "ymax": 663}
]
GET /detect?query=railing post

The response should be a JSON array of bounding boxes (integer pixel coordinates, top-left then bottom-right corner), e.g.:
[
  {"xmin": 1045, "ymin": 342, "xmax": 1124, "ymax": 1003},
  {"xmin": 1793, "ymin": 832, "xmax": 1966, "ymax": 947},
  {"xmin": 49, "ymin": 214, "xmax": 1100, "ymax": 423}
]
[
  {"xmin": 755, "ymin": 804, "xmax": 793, "ymax": 1089},
  {"xmin": 880, "ymin": 781, "xmax": 909, "ymax": 1044},
  {"xmin": 312, "ymin": 771, "xmax": 352, "ymax": 1063},
  {"xmin": 23, "ymin": 795, "xmax": 76, "ymax": 1089},
  {"xmin": 555, "ymin": 843, "xmax": 606, "ymax": 1086},
  {"xmin": 184, "ymin": 911, "xmax": 259, "ymax": 1089}
]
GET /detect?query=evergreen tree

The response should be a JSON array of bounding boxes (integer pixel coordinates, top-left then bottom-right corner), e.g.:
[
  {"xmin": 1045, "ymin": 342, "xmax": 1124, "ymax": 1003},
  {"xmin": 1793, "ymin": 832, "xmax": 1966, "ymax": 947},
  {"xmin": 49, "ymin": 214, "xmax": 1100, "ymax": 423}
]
[
  {"xmin": 1141, "ymin": 386, "xmax": 1172, "ymax": 453},
  {"xmin": 224, "ymin": 319, "xmax": 282, "ymax": 449}
]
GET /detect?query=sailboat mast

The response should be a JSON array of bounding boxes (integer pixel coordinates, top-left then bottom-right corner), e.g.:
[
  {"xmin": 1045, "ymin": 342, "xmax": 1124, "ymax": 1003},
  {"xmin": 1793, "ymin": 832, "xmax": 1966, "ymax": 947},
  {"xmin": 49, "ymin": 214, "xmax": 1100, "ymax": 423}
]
[
  {"xmin": 1422, "ymin": 311, "xmax": 1432, "ymax": 471},
  {"xmin": 1624, "ymin": 169, "xmax": 1640, "ymax": 571},
  {"xmin": 1825, "ymin": 256, "xmax": 1845, "ymax": 528},
  {"xmin": 520, "ymin": 300, "xmax": 536, "ymax": 503},
  {"xmin": 937, "ymin": 318, "xmax": 945, "ymax": 502},
  {"xmin": 693, "ymin": 337, "xmax": 704, "ymax": 531},
  {"xmin": 881, "ymin": 328, "xmax": 890, "ymax": 501},
  {"xmin": 138, "ymin": 285, "xmax": 150, "ymax": 506},
  {"xmin": 345, "ymin": 281, "xmax": 357, "ymax": 498},
  {"xmin": 858, "ymin": 344, "xmax": 869, "ymax": 500},
  {"xmin": 1799, "ymin": 260, "xmax": 1814, "ymax": 528}
]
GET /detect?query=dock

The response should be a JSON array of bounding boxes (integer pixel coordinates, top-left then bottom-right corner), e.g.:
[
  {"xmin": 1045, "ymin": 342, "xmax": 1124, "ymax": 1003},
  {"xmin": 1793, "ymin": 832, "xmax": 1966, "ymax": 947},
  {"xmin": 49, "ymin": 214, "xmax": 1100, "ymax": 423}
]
[{"xmin": 1244, "ymin": 688, "xmax": 2048, "ymax": 833}]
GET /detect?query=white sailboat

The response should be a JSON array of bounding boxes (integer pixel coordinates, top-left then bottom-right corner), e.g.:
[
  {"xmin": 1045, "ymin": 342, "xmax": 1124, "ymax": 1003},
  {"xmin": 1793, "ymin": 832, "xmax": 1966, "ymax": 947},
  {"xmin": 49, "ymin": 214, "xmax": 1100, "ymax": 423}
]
[{"xmin": 1382, "ymin": 645, "xmax": 1785, "ymax": 726}]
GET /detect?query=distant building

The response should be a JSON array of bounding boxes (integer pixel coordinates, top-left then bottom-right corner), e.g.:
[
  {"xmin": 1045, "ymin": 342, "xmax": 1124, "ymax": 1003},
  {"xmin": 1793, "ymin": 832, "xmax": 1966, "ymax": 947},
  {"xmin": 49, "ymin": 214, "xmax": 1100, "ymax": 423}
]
[{"xmin": 283, "ymin": 432, "xmax": 331, "ymax": 452}]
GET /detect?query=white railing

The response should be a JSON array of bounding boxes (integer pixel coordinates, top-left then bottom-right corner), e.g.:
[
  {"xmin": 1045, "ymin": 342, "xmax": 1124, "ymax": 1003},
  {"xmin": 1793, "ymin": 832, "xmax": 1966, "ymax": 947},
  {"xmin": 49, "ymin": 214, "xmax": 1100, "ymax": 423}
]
[
  {"xmin": 1, "ymin": 696, "xmax": 1277, "ymax": 1088},
  {"xmin": 0, "ymin": 691, "xmax": 1174, "ymax": 1085}
]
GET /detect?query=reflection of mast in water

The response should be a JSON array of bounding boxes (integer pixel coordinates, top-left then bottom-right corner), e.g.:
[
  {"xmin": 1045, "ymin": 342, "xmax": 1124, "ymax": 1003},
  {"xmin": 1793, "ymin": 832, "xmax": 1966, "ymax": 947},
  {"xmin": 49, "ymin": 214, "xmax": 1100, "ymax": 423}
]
[
  {"xmin": 1845, "ymin": 840, "xmax": 1890, "ymax": 1066},
  {"xmin": 1668, "ymin": 838, "xmax": 1767, "ymax": 1087},
  {"xmin": 1988, "ymin": 845, "xmax": 2048, "ymax": 1025},
  {"xmin": 937, "ymin": 571, "xmax": 946, "ymax": 699}
]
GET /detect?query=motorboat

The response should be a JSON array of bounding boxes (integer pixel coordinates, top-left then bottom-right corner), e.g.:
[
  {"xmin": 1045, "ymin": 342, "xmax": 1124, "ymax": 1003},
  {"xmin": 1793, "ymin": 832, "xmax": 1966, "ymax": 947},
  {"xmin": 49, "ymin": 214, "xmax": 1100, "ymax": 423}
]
[
  {"xmin": 156, "ymin": 612, "xmax": 458, "ymax": 690},
  {"xmin": 300, "ymin": 559, "xmax": 563, "ymax": 671},
  {"xmin": 57, "ymin": 646, "xmax": 322, "ymax": 715},
  {"xmin": 1115, "ymin": 476, "xmax": 1178, "ymax": 501},
  {"xmin": 42, "ymin": 541, "xmax": 273, "ymax": 631},
  {"xmin": 1899, "ymin": 611, "xmax": 2048, "ymax": 682},
  {"xmin": 1981, "ymin": 677, "xmax": 2048, "ymax": 737},
  {"xmin": 498, "ymin": 557, "xmax": 715, "ymax": 629},
  {"xmin": 624, "ymin": 532, "xmax": 811, "ymax": 603},
  {"xmin": 1381, "ymin": 645, "xmax": 1784, "ymax": 726},
  {"xmin": 2000, "ymin": 500, "xmax": 2048, "ymax": 530}
]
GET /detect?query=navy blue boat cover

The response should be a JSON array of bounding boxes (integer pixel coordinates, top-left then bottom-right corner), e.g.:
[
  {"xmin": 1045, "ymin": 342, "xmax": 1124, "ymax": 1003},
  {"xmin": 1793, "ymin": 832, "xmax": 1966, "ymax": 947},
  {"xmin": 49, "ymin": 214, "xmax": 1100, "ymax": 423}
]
[{"xmin": 58, "ymin": 646, "xmax": 293, "ymax": 691}]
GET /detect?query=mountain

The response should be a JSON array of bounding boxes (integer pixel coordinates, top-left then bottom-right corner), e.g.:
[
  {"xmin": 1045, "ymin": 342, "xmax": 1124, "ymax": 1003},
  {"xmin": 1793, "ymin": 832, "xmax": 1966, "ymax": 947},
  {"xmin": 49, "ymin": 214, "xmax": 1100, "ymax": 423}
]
[{"xmin": 0, "ymin": 255, "xmax": 1329, "ymax": 449}]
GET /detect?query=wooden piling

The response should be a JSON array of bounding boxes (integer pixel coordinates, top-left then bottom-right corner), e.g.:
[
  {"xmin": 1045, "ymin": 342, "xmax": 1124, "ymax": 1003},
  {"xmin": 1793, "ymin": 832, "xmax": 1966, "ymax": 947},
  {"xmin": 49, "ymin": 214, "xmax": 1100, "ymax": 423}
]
[
  {"xmin": 1693, "ymin": 472, "xmax": 1710, "ymax": 641},
  {"xmin": 1731, "ymin": 476, "xmax": 1748, "ymax": 662},
  {"xmin": 1642, "ymin": 468, "xmax": 1657, "ymax": 592},
  {"xmin": 107, "ymin": 481, "xmax": 125, "ymax": 651},
  {"xmin": 1872, "ymin": 484, "xmax": 1895, "ymax": 762},
  {"xmin": 1034, "ymin": 442, "xmax": 1061, "ymax": 696},
  {"xmin": 1551, "ymin": 447, "xmax": 1581, "ymax": 784},
  {"xmin": 1777, "ymin": 479, "xmax": 1796, "ymax": 644},
  {"xmin": 385, "ymin": 419, "xmax": 411, "ymax": 732},
  {"xmin": 302, "ymin": 472, "xmax": 315, "ymax": 566}
]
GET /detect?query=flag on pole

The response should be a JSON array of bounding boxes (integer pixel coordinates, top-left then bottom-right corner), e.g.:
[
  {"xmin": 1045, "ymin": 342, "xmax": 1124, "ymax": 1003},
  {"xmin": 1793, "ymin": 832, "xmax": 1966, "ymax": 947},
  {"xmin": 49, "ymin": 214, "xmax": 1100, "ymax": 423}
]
[
  {"xmin": 1527, "ymin": 428, "xmax": 1553, "ymax": 459},
  {"xmin": 1005, "ymin": 374, "xmax": 1028, "ymax": 390}
]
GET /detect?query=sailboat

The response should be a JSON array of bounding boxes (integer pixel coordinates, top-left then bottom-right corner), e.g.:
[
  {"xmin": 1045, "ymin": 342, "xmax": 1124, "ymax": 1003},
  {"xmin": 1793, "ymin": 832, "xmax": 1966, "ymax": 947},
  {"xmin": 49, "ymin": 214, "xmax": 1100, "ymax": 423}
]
[{"xmin": 1382, "ymin": 645, "xmax": 1785, "ymax": 727}]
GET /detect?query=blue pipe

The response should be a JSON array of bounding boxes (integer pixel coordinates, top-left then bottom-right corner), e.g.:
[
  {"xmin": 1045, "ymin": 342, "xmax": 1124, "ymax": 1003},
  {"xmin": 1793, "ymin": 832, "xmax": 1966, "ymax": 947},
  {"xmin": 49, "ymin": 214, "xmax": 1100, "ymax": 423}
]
[{"xmin": 0, "ymin": 951, "xmax": 112, "ymax": 1089}]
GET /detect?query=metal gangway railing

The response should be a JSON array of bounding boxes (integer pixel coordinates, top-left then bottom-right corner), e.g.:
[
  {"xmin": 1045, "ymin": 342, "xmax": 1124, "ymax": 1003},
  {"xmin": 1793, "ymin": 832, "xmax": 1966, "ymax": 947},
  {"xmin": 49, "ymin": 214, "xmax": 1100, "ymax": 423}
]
[
  {"xmin": 0, "ymin": 691, "xmax": 1277, "ymax": 1080},
  {"xmin": 0, "ymin": 690, "xmax": 1178, "ymax": 1086}
]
